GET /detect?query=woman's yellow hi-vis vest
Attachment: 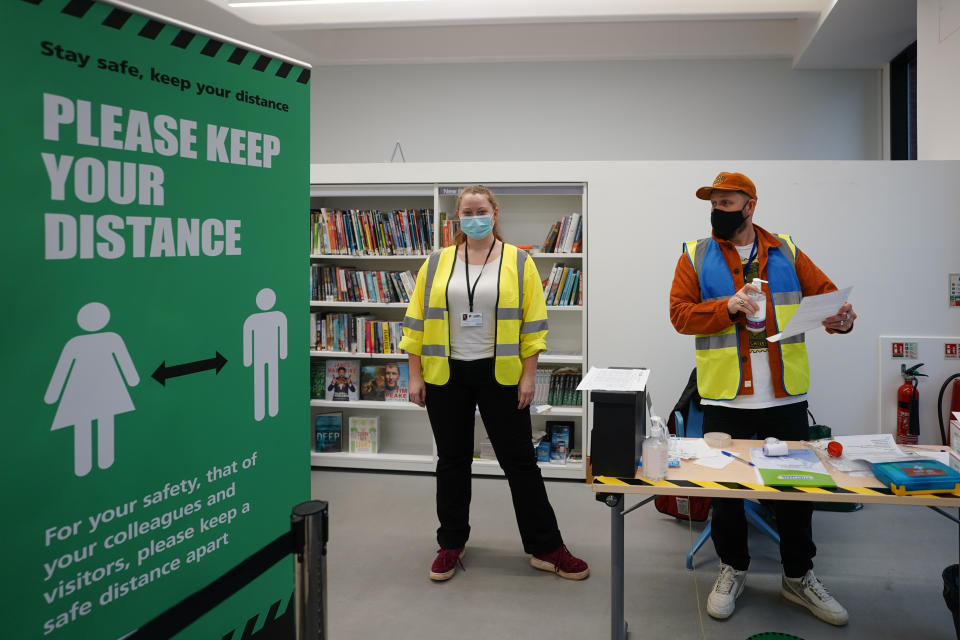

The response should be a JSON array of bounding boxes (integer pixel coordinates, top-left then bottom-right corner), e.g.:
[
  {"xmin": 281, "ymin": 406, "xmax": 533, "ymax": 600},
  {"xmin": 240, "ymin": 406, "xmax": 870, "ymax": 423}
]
[
  {"xmin": 683, "ymin": 233, "xmax": 809, "ymax": 400},
  {"xmin": 399, "ymin": 243, "xmax": 549, "ymax": 385}
]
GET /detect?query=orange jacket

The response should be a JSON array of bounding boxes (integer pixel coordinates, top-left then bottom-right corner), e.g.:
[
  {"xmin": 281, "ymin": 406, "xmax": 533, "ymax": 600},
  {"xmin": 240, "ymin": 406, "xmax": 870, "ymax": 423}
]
[{"xmin": 669, "ymin": 224, "xmax": 845, "ymax": 398}]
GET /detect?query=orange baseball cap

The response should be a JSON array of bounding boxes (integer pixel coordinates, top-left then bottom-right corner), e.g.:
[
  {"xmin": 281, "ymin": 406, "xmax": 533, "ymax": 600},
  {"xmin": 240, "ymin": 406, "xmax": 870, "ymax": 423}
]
[{"xmin": 695, "ymin": 172, "xmax": 757, "ymax": 201}]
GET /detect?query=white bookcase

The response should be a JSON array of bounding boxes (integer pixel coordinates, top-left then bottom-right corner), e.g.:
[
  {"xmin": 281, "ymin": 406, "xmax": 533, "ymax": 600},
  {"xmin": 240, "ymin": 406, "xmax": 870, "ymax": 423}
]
[{"xmin": 309, "ymin": 178, "xmax": 587, "ymax": 479}]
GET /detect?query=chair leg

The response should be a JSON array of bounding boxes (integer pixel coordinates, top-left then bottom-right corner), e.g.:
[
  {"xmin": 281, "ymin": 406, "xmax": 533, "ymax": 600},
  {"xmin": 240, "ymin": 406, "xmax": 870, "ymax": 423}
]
[
  {"xmin": 686, "ymin": 522, "xmax": 712, "ymax": 570},
  {"xmin": 744, "ymin": 501, "xmax": 780, "ymax": 545},
  {"xmin": 685, "ymin": 503, "xmax": 779, "ymax": 570}
]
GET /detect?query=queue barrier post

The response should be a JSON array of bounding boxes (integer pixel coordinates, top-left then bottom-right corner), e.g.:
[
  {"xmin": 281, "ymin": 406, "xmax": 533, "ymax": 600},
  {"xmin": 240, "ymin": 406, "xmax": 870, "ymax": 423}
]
[{"xmin": 292, "ymin": 500, "xmax": 329, "ymax": 640}]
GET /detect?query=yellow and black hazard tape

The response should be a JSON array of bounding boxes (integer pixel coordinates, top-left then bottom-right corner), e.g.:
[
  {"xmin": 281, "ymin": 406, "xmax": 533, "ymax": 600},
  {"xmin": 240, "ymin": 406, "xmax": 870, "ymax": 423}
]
[
  {"xmin": 26, "ymin": 0, "xmax": 310, "ymax": 83},
  {"xmin": 593, "ymin": 476, "xmax": 960, "ymax": 499}
]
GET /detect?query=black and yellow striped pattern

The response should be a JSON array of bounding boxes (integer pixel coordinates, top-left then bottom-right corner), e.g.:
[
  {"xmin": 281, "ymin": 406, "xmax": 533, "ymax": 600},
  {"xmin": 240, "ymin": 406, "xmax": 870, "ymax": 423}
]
[
  {"xmin": 24, "ymin": 0, "xmax": 311, "ymax": 82},
  {"xmin": 593, "ymin": 476, "xmax": 960, "ymax": 503}
]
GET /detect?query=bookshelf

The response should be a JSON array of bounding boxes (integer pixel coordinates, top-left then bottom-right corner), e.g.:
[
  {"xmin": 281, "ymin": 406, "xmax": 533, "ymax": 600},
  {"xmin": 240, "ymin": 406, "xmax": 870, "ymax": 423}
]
[{"xmin": 309, "ymin": 180, "xmax": 587, "ymax": 479}]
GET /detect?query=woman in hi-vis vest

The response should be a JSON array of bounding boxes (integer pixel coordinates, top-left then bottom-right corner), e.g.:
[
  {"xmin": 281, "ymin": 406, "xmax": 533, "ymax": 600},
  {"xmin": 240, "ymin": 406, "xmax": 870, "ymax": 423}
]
[{"xmin": 399, "ymin": 185, "xmax": 588, "ymax": 582}]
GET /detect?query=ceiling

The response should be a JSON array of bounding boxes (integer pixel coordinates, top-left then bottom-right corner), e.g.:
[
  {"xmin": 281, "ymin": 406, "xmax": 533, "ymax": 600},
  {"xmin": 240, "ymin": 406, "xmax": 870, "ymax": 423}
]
[{"xmin": 127, "ymin": 0, "xmax": 918, "ymax": 68}]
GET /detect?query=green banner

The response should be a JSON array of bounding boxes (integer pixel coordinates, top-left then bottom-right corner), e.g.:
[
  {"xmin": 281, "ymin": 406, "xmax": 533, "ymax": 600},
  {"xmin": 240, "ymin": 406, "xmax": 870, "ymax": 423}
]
[{"xmin": 1, "ymin": 1, "xmax": 309, "ymax": 638}]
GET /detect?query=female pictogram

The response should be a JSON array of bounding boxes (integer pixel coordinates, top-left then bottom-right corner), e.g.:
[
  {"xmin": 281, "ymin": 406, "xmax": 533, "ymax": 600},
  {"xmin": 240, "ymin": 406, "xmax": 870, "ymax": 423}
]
[{"xmin": 44, "ymin": 302, "xmax": 139, "ymax": 476}]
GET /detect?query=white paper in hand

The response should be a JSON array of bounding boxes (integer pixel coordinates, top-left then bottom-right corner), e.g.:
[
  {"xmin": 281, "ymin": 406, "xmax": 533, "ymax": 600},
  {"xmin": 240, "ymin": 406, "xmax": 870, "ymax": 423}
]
[{"xmin": 767, "ymin": 286, "xmax": 853, "ymax": 342}]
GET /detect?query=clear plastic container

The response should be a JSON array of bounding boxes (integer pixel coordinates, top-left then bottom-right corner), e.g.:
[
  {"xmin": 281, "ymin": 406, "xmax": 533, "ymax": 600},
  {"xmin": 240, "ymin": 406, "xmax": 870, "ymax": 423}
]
[
  {"xmin": 745, "ymin": 277, "xmax": 767, "ymax": 333},
  {"xmin": 642, "ymin": 416, "xmax": 669, "ymax": 481}
]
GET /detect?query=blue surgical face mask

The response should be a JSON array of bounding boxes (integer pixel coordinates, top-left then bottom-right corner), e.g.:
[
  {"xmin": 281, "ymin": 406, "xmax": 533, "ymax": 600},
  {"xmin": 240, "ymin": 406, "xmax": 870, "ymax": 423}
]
[{"xmin": 460, "ymin": 215, "xmax": 493, "ymax": 239}]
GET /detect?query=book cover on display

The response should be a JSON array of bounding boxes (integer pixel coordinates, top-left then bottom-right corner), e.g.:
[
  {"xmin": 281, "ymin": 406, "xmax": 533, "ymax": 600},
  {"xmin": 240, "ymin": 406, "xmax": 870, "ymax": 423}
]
[
  {"xmin": 546, "ymin": 421, "xmax": 575, "ymax": 449},
  {"xmin": 359, "ymin": 362, "xmax": 409, "ymax": 402},
  {"xmin": 314, "ymin": 413, "xmax": 343, "ymax": 453},
  {"xmin": 325, "ymin": 359, "xmax": 359, "ymax": 401},
  {"xmin": 349, "ymin": 416, "xmax": 379, "ymax": 453},
  {"xmin": 550, "ymin": 423, "xmax": 571, "ymax": 464},
  {"xmin": 310, "ymin": 360, "xmax": 326, "ymax": 399}
]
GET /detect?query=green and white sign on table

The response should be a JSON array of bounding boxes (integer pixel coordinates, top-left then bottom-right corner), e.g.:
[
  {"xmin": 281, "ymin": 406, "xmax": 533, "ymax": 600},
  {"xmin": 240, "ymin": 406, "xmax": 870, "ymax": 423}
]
[{"xmin": 1, "ymin": 1, "xmax": 310, "ymax": 638}]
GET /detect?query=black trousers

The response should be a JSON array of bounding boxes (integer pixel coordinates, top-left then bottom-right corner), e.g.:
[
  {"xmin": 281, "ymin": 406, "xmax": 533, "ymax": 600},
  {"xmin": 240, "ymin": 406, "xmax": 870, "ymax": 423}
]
[
  {"xmin": 424, "ymin": 358, "xmax": 563, "ymax": 555},
  {"xmin": 701, "ymin": 401, "xmax": 816, "ymax": 578}
]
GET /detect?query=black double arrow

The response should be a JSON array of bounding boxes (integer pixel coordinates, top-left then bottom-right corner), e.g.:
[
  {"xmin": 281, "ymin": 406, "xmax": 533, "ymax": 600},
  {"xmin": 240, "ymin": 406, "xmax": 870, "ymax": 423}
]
[{"xmin": 152, "ymin": 352, "xmax": 227, "ymax": 386}]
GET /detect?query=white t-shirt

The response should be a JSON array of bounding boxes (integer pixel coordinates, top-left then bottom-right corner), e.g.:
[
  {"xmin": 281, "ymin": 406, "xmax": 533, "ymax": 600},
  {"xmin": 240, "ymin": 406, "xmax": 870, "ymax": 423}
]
[
  {"xmin": 448, "ymin": 251, "xmax": 500, "ymax": 361},
  {"xmin": 701, "ymin": 242, "xmax": 806, "ymax": 409}
]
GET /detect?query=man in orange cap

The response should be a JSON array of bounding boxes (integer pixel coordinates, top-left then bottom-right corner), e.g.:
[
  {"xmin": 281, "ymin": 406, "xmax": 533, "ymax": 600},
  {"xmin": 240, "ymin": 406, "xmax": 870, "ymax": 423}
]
[{"xmin": 670, "ymin": 171, "xmax": 856, "ymax": 626}]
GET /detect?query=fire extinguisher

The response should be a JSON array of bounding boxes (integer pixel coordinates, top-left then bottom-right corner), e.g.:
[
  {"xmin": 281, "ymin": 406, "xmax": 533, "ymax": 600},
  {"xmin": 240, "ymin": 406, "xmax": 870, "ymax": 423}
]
[{"xmin": 896, "ymin": 363, "xmax": 926, "ymax": 445}]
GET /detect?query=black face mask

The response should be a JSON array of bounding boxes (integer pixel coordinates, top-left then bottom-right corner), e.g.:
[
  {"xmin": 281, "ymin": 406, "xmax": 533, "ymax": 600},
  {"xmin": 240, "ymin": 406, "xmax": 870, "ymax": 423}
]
[{"xmin": 710, "ymin": 206, "xmax": 747, "ymax": 240}]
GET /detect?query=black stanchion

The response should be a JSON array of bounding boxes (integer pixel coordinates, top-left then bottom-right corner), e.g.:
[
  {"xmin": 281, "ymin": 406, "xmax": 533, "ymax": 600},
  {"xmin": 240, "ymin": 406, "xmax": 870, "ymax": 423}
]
[
  {"xmin": 292, "ymin": 500, "xmax": 329, "ymax": 640},
  {"xmin": 122, "ymin": 499, "xmax": 331, "ymax": 640}
]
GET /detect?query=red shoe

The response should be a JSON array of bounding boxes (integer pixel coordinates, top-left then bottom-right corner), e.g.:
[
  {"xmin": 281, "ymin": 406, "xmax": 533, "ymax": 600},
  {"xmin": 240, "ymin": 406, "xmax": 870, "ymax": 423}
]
[
  {"xmin": 531, "ymin": 544, "xmax": 589, "ymax": 580},
  {"xmin": 429, "ymin": 547, "xmax": 465, "ymax": 581}
]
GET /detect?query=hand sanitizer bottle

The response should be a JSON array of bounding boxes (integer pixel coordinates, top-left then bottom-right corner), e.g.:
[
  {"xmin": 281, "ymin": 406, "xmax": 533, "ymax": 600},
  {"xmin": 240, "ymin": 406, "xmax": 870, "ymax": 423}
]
[
  {"xmin": 642, "ymin": 416, "xmax": 669, "ymax": 481},
  {"xmin": 745, "ymin": 278, "xmax": 767, "ymax": 333}
]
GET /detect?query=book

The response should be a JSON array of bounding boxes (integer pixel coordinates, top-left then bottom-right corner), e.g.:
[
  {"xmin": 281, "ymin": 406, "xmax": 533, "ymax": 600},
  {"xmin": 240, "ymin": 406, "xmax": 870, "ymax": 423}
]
[
  {"xmin": 314, "ymin": 412, "xmax": 343, "ymax": 453},
  {"xmin": 561, "ymin": 213, "xmax": 580, "ymax": 253},
  {"xmin": 540, "ymin": 221, "xmax": 560, "ymax": 253},
  {"xmin": 359, "ymin": 361, "xmax": 410, "ymax": 402},
  {"xmin": 546, "ymin": 420, "xmax": 575, "ymax": 450},
  {"xmin": 541, "ymin": 264, "xmax": 559, "ymax": 301},
  {"xmin": 749, "ymin": 447, "xmax": 836, "ymax": 487},
  {"xmin": 550, "ymin": 423, "xmax": 571, "ymax": 463},
  {"xmin": 349, "ymin": 416, "xmax": 379, "ymax": 453},
  {"xmin": 310, "ymin": 360, "xmax": 326, "ymax": 399},
  {"xmin": 548, "ymin": 265, "xmax": 567, "ymax": 305},
  {"xmin": 571, "ymin": 216, "xmax": 583, "ymax": 253},
  {"xmin": 559, "ymin": 268, "xmax": 576, "ymax": 305},
  {"xmin": 325, "ymin": 359, "xmax": 359, "ymax": 401}
]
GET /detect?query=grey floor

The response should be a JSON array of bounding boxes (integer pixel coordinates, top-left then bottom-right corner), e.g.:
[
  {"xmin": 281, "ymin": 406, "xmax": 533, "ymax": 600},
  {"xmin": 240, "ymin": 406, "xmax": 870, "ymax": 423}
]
[{"xmin": 312, "ymin": 469, "xmax": 958, "ymax": 640}]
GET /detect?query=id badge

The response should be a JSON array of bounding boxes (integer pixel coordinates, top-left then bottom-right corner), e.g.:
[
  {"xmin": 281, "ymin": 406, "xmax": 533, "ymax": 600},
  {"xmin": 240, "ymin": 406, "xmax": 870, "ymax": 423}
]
[{"xmin": 460, "ymin": 312, "xmax": 483, "ymax": 327}]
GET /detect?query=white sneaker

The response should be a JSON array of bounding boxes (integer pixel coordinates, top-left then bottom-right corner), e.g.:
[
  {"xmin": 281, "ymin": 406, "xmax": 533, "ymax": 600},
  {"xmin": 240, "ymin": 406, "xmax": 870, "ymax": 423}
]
[
  {"xmin": 781, "ymin": 570, "xmax": 849, "ymax": 626},
  {"xmin": 706, "ymin": 563, "xmax": 747, "ymax": 619}
]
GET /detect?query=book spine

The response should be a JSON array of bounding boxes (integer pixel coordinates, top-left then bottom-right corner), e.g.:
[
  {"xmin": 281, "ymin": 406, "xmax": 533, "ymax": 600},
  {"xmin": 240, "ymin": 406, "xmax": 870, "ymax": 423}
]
[{"xmin": 550, "ymin": 266, "xmax": 568, "ymax": 306}]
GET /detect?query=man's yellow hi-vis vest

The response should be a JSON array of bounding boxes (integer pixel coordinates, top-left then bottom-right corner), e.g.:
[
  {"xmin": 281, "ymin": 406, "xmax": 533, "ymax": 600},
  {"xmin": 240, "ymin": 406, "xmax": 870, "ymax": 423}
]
[
  {"xmin": 683, "ymin": 233, "xmax": 809, "ymax": 400},
  {"xmin": 399, "ymin": 243, "xmax": 548, "ymax": 385}
]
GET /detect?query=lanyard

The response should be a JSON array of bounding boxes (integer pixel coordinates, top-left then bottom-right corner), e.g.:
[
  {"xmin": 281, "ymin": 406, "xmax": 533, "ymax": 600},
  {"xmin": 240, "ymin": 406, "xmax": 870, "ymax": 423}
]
[
  {"xmin": 744, "ymin": 235, "xmax": 758, "ymax": 278},
  {"xmin": 464, "ymin": 240, "xmax": 497, "ymax": 313}
]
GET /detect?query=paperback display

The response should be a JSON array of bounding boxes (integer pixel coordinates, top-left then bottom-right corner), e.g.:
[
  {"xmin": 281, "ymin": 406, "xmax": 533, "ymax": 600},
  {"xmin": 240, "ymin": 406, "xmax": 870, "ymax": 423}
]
[
  {"xmin": 541, "ymin": 263, "xmax": 583, "ymax": 306},
  {"xmin": 360, "ymin": 362, "xmax": 410, "ymax": 402},
  {"xmin": 539, "ymin": 213, "xmax": 582, "ymax": 254},
  {"xmin": 325, "ymin": 359, "xmax": 359, "ymax": 401},
  {"xmin": 310, "ymin": 265, "xmax": 416, "ymax": 303},
  {"xmin": 535, "ymin": 368, "xmax": 582, "ymax": 406},
  {"xmin": 349, "ymin": 416, "xmax": 379, "ymax": 453},
  {"xmin": 314, "ymin": 312, "xmax": 405, "ymax": 354},
  {"xmin": 311, "ymin": 208, "xmax": 434, "ymax": 256},
  {"xmin": 314, "ymin": 413, "xmax": 343, "ymax": 453}
]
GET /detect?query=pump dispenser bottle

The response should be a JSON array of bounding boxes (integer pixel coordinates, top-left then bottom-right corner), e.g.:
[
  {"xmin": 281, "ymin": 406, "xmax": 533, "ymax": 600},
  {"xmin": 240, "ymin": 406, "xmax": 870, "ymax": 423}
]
[
  {"xmin": 642, "ymin": 416, "xmax": 669, "ymax": 481},
  {"xmin": 745, "ymin": 278, "xmax": 767, "ymax": 333}
]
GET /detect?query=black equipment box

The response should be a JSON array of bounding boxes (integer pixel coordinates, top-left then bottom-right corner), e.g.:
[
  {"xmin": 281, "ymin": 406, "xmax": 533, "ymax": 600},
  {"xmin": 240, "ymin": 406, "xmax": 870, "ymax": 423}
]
[{"xmin": 590, "ymin": 389, "xmax": 646, "ymax": 478}]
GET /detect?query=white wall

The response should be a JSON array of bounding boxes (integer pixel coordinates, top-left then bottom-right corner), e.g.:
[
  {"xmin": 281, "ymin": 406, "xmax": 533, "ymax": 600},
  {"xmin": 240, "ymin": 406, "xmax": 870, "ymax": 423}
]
[
  {"xmin": 312, "ymin": 160, "xmax": 960, "ymax": 440},
  {"xmin": 310, "ymin": 59, "xmax": 882, "ymax": 163},
  {"xmin": 918, "ymin": 0, "xmax": 960, "ymax": 159}
]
